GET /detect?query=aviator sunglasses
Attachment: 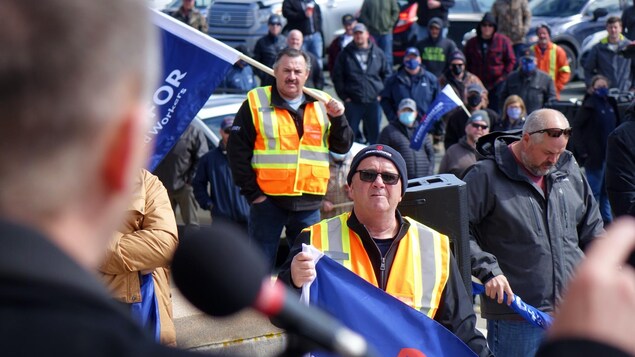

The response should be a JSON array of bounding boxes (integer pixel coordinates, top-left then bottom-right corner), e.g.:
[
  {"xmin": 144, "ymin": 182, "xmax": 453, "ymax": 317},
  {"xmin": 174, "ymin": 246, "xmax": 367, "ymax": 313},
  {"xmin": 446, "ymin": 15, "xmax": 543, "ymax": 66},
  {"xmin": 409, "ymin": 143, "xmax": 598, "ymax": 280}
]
[
  {"xmin": 356, "ymin": 170, "xmax": 400, "ymax": 185},
  {"xmin": 528, "ymin": 127, "xmax": 572, "ymax": 138}
]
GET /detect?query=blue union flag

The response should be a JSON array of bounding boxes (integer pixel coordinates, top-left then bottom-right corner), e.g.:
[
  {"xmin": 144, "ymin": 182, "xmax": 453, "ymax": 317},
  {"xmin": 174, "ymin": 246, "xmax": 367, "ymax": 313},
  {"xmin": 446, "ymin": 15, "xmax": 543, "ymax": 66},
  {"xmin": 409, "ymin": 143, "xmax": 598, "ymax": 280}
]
[
  {"xmin": 300, "ymin": 244, "xmax": 477, "ymax": 357},
  {"xmin": 147, "ymin": 10, "xmax": 239, "ymax": 171},
  {"xmin": 410, "ymin": 85, "xmax": 465, "ymax": 151}
]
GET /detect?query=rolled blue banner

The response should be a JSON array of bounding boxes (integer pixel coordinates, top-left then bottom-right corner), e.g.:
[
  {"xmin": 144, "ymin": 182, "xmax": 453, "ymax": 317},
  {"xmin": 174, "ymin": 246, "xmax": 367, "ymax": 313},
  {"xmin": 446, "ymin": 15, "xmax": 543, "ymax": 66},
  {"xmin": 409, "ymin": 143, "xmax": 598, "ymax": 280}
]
[{"xmin": 472, "ymin": 282, "xmax": 553, "ymax": 329}]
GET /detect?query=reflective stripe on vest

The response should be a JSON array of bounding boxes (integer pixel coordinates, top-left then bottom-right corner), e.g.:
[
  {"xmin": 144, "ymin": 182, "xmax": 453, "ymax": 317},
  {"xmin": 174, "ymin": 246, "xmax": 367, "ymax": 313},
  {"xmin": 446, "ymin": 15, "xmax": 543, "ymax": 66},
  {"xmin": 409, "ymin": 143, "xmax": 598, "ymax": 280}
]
[
  {"xmin": 248, "ymin": 87, "xmax": 331, "ymax": 196},
  {"xmin": 309, "ymin": 213, "xmax": 450, "ymax": 317},
  {"xmin": 532, "ymin": 43, "xmax": 557, "ymax": 80}
]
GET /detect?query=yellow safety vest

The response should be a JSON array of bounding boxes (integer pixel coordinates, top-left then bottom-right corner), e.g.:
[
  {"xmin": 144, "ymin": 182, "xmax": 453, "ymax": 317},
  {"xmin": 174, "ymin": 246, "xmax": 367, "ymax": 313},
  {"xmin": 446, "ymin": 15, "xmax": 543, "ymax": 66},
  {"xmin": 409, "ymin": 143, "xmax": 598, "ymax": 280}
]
[
  {"xmin": 308, "ymin": 213, "xmax": 451, "ymax": 317},
  {"xmin": 248, "ymin": 86, "xmax": 331, "ymax": 196}
]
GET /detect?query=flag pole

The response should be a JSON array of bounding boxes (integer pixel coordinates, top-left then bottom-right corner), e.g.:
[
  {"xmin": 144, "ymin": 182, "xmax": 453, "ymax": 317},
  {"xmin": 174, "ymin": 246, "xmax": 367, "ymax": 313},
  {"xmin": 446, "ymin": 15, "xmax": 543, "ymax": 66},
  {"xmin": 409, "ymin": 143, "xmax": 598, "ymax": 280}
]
[
  {"xmin": 237, "ymin": 52, "xmax": 330, "ymax": 103},
  {"xmin": 150, "ymin": 10, "xmax": 330, "ymax": 104},
  {"xmin": 460, "ymin": 103, "xmax": 471, "ymax": 117}
]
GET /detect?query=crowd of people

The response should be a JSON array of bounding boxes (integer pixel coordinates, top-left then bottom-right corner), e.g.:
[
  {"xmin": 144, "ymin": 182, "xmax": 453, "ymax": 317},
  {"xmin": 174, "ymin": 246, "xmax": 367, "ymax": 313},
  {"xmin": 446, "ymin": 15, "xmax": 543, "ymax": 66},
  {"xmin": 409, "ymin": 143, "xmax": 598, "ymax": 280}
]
[
  {"xmin": 4, "ymin": 0, "xmax": 635, "ymax": 356},
  {"xmin": 163, "ymin": 1, "xmax": 635, "ymax": 356}
]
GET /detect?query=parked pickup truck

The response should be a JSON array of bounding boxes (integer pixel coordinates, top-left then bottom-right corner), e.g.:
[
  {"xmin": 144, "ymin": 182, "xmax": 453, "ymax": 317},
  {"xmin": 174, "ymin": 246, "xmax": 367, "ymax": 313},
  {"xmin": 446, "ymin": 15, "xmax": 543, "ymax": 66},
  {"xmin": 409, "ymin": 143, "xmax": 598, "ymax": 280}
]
[{"xmin": 207, "ymin": 0, "xmax": 362, "ymax": 56}]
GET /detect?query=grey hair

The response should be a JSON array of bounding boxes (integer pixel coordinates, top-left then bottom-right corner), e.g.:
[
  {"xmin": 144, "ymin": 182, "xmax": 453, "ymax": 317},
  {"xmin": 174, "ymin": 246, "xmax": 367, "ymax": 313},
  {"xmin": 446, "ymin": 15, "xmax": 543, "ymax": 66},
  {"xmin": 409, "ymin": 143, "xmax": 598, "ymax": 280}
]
[
  {"xmin": 272, "ymin": 47, "xmax": 312, "ymax": 71},
  {"xmin": 0, "ymin": 0, "xmax": 158, "ymax": 217}
]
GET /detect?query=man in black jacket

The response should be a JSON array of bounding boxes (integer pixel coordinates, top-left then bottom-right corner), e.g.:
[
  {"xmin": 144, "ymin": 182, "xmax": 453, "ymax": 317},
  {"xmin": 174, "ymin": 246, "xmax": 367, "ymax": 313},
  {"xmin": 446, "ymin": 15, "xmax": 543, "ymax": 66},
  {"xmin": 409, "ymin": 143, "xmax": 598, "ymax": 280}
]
[
  {"xmin": 253, "ymin": 14, "xmax": 287, "ymax": 86},
  {"xmin": 498, "ymin": 52, "xmax": 557, "ymax": 114},
  {"xmin": 606, "ymin": 102, "xmax": 635, "ymax": 218},
  {"xmin": 378, "ymin": 98, "xmax": 435, "ymax": 179},
  {"xmin": 333, "ymin": 23, "xmax": 389, "ymax": 144},
  {"xmin": 464, "ymin": 109, "xmax": 604, "ymax": 356},
  {"xmin": 412, "ymin": 0, "xmax": 455, "ymax": 42},
  {"xmin": 283, "ymin": 0, "xmax": 323, "ymax": 67},
  {"xmin": 0, "ymin": 0, "xmax": 220, "ymax": 356}
]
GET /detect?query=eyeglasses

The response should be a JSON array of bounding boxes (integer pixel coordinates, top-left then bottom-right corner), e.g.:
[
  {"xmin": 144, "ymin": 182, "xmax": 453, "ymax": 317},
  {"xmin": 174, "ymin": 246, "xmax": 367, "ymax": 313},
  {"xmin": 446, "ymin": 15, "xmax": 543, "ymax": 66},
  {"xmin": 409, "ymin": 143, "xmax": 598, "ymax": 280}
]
[
  {"xmin": 269, "ymin": 23, "xmax": 282, "ymax": 26},
  {"xmin": 470, "ymin": 123, "xmax": 488, "ymax": 130},
  {"xmin": 481, "ymin": 23, "xmax": 494, "ymax": 27},
  {"xmin": 528, "ymin": 127, "xmax": 572, "ymax": 138},
  {"xmin": 356, "ymin": 170, "xmax": 400, "ymax": 185}
]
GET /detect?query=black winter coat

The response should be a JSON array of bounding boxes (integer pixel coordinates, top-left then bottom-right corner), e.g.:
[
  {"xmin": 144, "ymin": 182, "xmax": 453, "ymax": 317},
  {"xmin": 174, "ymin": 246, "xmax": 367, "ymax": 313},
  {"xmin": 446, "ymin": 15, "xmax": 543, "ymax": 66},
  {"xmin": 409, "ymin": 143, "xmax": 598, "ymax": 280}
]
[
  {"xmin": 498, "ymin": 69, "xmax": 557, "ymax": 114},
  {"xmin": 332, "ymin": 42, "xmax": 389, "ymax": 103},
  {"xmin": 606, "ymin": 116, "xmax": 635, "ymax": 218},
  {"xmin": 378, "ymin": 121, "xmax": 435, "ymax": 179},
  {"xmin": 572, "ymin": 94, "xmax": 620, "ymax": 169},
  {"xmin": 282, "ymin": 0, "xmax": 322, "ymax": 36},
  {"xmin": 0, "ymin": 220, "xmax": 199, "ymax": 357}
]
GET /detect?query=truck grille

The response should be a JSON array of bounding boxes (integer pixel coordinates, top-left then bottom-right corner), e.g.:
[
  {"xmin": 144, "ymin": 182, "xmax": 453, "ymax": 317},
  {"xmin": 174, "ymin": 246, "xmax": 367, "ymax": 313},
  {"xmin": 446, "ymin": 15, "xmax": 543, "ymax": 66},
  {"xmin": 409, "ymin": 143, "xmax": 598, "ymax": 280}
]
[{"xmin": 209, "ymin": 3, "xmax": 255, "ymax": 28}]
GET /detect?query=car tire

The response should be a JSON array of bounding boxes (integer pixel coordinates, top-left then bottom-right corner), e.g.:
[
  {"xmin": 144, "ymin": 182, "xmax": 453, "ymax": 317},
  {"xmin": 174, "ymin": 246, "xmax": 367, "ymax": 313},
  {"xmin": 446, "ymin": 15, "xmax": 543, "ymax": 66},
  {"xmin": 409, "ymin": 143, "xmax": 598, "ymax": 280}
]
[{"xmin": 559, "ymin": 43, "xmax": 578, "ymax": 80}]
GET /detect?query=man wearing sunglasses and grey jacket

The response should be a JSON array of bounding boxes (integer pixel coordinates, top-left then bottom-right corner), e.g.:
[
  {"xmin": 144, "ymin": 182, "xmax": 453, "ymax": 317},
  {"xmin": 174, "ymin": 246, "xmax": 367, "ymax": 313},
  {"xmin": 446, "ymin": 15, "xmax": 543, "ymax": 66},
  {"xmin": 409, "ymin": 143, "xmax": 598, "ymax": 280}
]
[
  {"xmin": 463, "ymin": 108, "xmax": 604, "ymax": 357},
  {"xmin": 278, "ymin": 144, "xmax": 493, "ymax": 357}
]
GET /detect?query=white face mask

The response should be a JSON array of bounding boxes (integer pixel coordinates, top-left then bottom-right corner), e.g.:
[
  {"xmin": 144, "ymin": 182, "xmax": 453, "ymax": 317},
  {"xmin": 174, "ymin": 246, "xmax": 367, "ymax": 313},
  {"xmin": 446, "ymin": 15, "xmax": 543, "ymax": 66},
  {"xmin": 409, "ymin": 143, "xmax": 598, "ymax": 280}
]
[{"xmin": 399, "ymin": 111, "xmax": 416, "ymax": 126}]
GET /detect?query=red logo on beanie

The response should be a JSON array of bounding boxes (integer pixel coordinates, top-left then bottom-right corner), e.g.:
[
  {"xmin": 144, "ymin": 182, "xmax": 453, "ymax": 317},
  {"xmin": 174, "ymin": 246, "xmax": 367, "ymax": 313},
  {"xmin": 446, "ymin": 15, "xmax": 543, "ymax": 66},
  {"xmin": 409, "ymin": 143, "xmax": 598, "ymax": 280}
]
[
  {"xmin": 397, "ymin": 348, "xmax": 426, "ymax": 357},
  {"xmin": 376, "ymin": 145, "xmax": 384, "ymax": 150}
]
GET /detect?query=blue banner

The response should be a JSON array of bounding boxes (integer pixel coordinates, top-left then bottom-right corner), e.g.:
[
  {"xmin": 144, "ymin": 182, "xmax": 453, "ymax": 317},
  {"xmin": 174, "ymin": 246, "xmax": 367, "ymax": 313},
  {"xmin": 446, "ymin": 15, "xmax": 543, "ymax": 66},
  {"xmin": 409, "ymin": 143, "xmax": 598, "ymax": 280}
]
[
  {"xmin": 302, "ymin": 245, "xmax": 476, "ymax": 357},
  {"xmin": 472, "ymin": 282, "xmax": 553, "ymax": 329},
  {"xmin": 410, "ymin": 85, "xmax": 464, "ymax": 151},
  {"xmin": 147, "ymin": 11, "xmax": 239, "ymax": 171}
]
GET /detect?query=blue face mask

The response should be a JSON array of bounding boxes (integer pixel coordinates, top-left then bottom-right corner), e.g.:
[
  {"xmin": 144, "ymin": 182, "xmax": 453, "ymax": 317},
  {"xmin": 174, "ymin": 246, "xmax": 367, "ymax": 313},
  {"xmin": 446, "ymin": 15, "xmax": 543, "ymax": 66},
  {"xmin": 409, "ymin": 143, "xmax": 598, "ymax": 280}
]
[
  {"xmin": 329, "ymin": 151, "xmax": 348, "ymax": 162},
  {"xmin": 521, "ymin": 61, "xmax": 536, "ymax": 73},
  {"xmin": 506, "ymin": 107, "xmax": 522, "ymax": 120},
  {"xmin": 404, "ymin": 58, "xmax": 420, "ymax": 70},
  {"xmin": 399, "ymin": 111, "xmax": 416, "ymax": 126},
  {"xmin": 595, "ymin": 87, "xmax": 609, "ymax": 97}
]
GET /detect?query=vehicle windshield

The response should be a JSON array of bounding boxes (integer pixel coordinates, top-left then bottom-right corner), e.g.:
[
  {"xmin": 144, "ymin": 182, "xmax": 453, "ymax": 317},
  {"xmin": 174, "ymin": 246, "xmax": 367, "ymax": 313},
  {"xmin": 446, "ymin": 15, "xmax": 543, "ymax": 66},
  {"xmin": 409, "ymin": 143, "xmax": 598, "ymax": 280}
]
[{"xmin": 530, "ymin": 0, "xmax": 586, "ymax": 17}]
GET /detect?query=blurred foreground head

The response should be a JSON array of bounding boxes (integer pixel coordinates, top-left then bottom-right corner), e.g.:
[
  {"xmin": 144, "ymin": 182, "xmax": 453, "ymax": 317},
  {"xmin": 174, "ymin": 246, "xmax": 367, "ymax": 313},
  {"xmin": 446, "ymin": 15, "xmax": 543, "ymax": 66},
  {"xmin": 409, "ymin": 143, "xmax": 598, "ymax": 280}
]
[{"xmin": 0, "ymin": 0, "xmax": 158, "ymax": 267}]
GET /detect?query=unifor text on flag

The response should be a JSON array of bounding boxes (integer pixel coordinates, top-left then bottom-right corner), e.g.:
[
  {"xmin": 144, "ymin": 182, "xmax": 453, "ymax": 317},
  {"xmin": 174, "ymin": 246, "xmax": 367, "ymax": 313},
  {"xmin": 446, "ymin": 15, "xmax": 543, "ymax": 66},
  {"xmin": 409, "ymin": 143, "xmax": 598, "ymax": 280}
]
[{"xmin": 147, "ymin": 10, "xmax": 239, "ymax": 171}]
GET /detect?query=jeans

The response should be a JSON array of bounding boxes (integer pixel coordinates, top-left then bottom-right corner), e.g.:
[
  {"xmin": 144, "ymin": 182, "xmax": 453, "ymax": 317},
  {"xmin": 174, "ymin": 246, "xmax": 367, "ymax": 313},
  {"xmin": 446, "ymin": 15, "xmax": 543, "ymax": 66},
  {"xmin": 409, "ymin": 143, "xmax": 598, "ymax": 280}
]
[
  {"xmin": 303, "ymin": 32, "xmax": 324, "ymax": 68},
  {"xmin": 487, "ymin": 319, "xmax": 545, "ymax": 357},
  {"xmin": 248, "ymin": 198, "xmax": 321, "ymax": 271},
  {"xmin": 412, "ymin": 22, "xmax": 448, "ymax": 43},
  {"xmin": 585, "ymin": 165, "xmax": 613, "ymax": 224},
  {"xmin": 344, "ymin": 100, "xmax": 382, "ymax": 144},
  {"xmin": 371, "ymin": 32, "xmax": 394, "ymax": 73}
]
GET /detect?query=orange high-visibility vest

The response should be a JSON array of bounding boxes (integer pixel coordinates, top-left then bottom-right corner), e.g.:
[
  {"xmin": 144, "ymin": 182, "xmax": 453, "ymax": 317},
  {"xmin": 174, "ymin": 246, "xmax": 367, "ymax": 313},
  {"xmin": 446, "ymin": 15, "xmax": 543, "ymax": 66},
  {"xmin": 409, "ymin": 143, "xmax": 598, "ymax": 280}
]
[
  {"xmin": 531, "ymin": 42, "xmax": 571, "ymax": 96},
  {"xmin": 248, "ymin": 86, "xmax": 331, "ymax": 196},
  {"xmin": 308, "ymin": 213, "xmax": 451, "ymax": 317}
]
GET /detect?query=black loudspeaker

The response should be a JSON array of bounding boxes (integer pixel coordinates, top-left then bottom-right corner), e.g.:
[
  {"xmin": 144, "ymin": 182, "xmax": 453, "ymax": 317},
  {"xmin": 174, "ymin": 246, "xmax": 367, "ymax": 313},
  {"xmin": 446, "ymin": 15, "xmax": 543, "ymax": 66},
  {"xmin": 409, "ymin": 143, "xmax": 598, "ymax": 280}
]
[{"xmin": 398, "ymin": 174, "xmax": 471, "ymax": 295}]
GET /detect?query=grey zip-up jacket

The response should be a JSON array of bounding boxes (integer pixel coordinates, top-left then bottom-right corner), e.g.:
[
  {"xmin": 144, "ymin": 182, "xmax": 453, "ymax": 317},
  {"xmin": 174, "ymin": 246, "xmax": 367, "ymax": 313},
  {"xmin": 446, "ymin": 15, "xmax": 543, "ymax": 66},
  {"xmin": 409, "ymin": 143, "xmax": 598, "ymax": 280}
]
[{"xmin": 463, "ymin": 132, "xmax": 604, "ymax": 320}]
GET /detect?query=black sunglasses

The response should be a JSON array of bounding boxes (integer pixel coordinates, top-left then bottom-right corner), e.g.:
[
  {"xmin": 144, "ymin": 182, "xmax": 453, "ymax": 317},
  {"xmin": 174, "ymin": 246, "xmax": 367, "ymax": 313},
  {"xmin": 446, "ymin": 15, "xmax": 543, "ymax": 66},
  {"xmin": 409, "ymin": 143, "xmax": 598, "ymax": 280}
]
[
  {"xmin": 356, "ymin": 170, "xmax": 400, "ymax": 185},
  {"xmin": 470, "ymin": 123, "xmax": 488, "ymax": 130},
  {"xmin": 528, "ymin": 127, "xmax": 572, "ymax": 138}
]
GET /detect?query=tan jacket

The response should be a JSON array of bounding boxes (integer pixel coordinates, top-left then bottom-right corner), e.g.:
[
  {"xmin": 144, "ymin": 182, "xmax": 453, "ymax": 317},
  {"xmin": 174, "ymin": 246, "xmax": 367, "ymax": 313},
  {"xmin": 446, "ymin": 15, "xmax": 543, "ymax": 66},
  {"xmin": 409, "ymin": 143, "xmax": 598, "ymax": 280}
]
[
  {"xmin": 491, "ymin": 0, "xmax": 531, "ymax": 45},
  {"xmin": 100, "ymin": 169, "xmax": 179, "ymax": 346}
]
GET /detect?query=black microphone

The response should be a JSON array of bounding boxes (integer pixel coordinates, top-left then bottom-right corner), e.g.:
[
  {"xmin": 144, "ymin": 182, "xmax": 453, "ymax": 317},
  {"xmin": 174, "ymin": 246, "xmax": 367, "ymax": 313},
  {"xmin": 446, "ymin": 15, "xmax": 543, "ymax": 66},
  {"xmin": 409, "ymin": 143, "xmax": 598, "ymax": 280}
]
[{"xmin": 172, "ymin": 222, "xmax": 374, "ymax": 357}]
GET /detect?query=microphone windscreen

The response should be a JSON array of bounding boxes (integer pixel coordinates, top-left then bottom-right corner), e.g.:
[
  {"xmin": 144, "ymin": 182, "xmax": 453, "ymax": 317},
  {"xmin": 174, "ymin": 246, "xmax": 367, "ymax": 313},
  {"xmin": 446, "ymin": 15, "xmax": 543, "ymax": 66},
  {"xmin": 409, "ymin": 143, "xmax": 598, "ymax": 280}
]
[{"xmin": 172, "ymin": 222, "xmax": 268, "ymax": 316}]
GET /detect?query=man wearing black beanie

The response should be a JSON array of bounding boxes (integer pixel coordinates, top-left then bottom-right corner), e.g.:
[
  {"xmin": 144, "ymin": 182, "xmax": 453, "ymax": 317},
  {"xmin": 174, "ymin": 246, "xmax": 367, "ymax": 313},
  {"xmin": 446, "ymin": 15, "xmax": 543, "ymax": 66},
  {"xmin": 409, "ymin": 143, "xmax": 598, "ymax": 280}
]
[{"xmin": 278, "ymin": 144, "xmax": 493, "ymax": 357}]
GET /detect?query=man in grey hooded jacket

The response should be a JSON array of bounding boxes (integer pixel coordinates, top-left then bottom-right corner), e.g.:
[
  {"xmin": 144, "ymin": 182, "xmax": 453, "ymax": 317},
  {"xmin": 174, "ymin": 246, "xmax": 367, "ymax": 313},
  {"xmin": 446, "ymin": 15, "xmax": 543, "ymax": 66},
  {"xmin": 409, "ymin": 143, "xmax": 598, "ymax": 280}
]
[{"xmin": 463, "ymin": 109, "xmax": 604, "ymax": 357}]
